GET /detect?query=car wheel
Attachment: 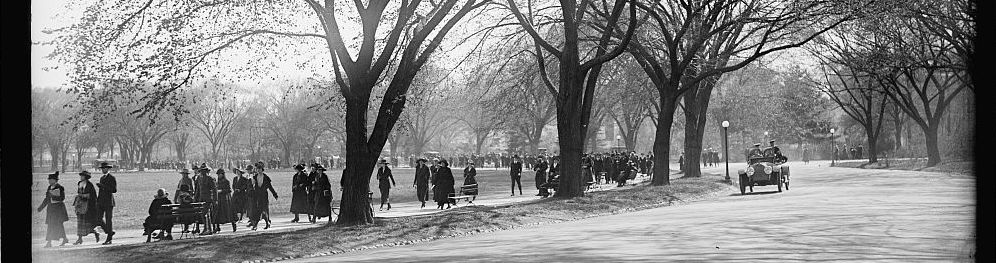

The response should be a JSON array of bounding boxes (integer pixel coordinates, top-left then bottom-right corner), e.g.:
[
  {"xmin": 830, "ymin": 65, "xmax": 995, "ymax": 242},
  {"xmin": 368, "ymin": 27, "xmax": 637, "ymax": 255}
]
[
  {"xmin": 738, "ymin": 174, "xmax": 747, "ymax": 195},
  {"xmin": 777, "ymin": 174, "xmax": 783, "ymax": 192}
]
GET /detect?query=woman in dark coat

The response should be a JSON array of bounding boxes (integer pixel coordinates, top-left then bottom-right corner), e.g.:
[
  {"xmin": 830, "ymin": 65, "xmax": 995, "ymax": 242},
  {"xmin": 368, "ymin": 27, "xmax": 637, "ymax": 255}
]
[
  {"xmin": 311, "ymin": 165, "xmax": 333, "ymax": 221},
  {"xmin": 38, "ymin": 171, "xmax": 70, "ymax": 247},
  {"xmin": 73, "ymin": 171, "xmax": 101, "ymax": 245},
  {"xmin": 413, "ymin": 159, "xmax": 431, "ymax": 208},
  {"xmin": 249, "ymin": 162, "xmax": 278, "ymax": 230},
  {"xmin": 231, "ymin": 167, "xmax": 249, "ymax": 222},
  {"xmin": 376, "ymin": 159, "xmax": 396, "ymax": 211},
  {"xmin": 213, "ymin": 169, "xmax": 236, "ymax": 232},
  {"xmin": 290, "ymin": 164, "xmax": 312, "ymax": 222},
  {"xmin": 142, "ymin": 188, "xmax": 173, "ymax": 242},
  {"xmin": 432, "ymin": 159, "xmax": 455, "ymax": 209},
  {"xmin": 462, "ymin": 161, "xmax": 478, "ymax": 201}
]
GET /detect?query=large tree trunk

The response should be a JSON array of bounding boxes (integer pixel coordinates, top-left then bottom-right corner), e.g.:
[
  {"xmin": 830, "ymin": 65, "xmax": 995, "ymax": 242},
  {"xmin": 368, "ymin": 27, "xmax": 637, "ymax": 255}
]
[
  {"xmin": 651, "ymin": 94, "xmax": 679, "ymax": 186},
  {"xmin": 552, "ymin": 58, "xmax": 585, "ymax": 198},
  {"xmin": 924, "ymin": 124, "xmax": 941, "ymax": 167},
  {"xmin": 49, "ymin": 144, "xmax": 60, "ymax": 171},
  {"xmin": 336, "ymin": 97, "xmax": 378, "ymax": 225},
  {"xmin": 681, "ymin": 82, "xmax": 713, "ymax": 178}
]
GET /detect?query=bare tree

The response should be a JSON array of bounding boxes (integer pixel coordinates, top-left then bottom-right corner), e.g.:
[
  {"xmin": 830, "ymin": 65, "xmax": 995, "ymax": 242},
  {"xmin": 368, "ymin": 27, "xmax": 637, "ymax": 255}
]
[
  {"xmin": 189, "ymin": 83, "xmax": 250, "ymax": 161},
  {"xmin": 505, "ymin": 0, "xmax": 639, "ymax": 196}
]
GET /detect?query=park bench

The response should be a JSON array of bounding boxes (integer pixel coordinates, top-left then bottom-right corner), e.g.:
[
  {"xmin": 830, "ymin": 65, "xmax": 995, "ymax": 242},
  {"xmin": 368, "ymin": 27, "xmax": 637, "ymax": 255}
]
[
  {"xmin": 540, "ymin": 176, "xmax": 559, "ymax": 196},
  {"xmin": 449, "ymin": 184, "xmax": 479, "ymax": 205},
  {"xmin": 585, "ymin": 181, "xmax": 597, "ymax": 191},
  {"xmin": 161, "ymin": 202, "xmax": 208, "ymax": 240}
]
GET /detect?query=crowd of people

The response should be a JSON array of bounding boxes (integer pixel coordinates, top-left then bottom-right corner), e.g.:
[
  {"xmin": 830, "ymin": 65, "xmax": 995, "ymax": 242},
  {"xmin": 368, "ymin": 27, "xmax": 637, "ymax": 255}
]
[
  {"xmin": 833, "ymin": 144, "xmax": 864, "ymax": 160},
  {"xmin": 36, "ymin": 151, "xmax": 657, "ymax": 247}
]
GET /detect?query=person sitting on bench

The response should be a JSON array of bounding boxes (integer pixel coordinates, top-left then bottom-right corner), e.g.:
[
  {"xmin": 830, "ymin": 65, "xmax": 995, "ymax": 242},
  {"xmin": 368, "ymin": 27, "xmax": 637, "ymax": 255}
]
[
  {"xmin": 462, "ymin": 161, "xmax": 478, "ymax": 202},
  {"xmin": 143, "ymin": 188, "xmax": 174, "ymax": 242},
  {"xmin": 175, "ymin": 184, "xmax": 196, "ymax": 233}
]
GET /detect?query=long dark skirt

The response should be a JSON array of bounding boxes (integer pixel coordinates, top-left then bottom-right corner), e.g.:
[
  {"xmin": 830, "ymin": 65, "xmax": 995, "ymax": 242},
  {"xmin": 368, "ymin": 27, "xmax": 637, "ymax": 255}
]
[
  {"xmin": 232, "ymin": 190, "xmax": 247, "ymax": 215},
  {"xmin": 312, "ymin": 193, "xmax": 332, "ymax": 218},
  {"xmin": 290, "ymin": 190, "xmax": 311, "ymax": 214},
  {"xmin": 47, "ymin": 222, "xmax": 67, "ymax": 241},
  {"xmin": 76, "ymin": 216, "xmax": 97, "ymax": 237},
  {"xmin": 416, "ymin": 184, "xmax": 429, "ymax": 203},
  {"xmin": 213, "ymin": 194, "xmax": 236, "ymax": 224},
  {"xmin": 379, "ymin": 187, "xmax": 391, "ymax": 204},
  {"xmin": 433, "ymin": 185, "xmax": 454, "ymax": 206}
]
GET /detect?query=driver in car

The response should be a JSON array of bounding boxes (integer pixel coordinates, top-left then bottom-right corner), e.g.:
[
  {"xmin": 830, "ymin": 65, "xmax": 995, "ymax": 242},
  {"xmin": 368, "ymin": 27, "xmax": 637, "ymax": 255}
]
[{"xmin": 769, "ymin": 140, "xmax": 786, "ymax": 163}]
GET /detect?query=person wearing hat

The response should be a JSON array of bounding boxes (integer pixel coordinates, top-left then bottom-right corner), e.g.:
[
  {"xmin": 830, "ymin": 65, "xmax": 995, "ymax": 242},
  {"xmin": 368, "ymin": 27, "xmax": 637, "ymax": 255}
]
[
  {"xmin": 413, "ymin": 158, "xmax": 431, "ymax": 208},
  {"xmin": 248, "ymin": 162, "xmax": 278, "ymax": 230},
  {"xmin": 142, "ymin": 188, "xmax": 174, "ymax": 242},
  {"xmin": 73, "ymin": 171, "xmax": 102, "ymax": 245},
  {"xmin": 533, "ymin": 156, "xmax": 549, "ymax": 197},
  {"xmin": 748, "ymin": 143, "xmax": 763, "ymax": 160},
  {"xmin": 431, "ymin": 159, "xmax": 455, "ymax": 209},
  {"xmin": 769, "ymin": 140, "xmax": 786, "ymax": 163},
  {"xmin": 509, "ymin": 155, "xmax": 523, "ymax": 196},
  {"xmin": 95, "ymin": 162, "xmax": 118, "ymax": 244},
  {"xmin": 175, "ymin": 168, "xmax": 194, "ymax": 202},
  {"xmin": 462, "ymin": 160, "xmax": 478, "ymax": 201},
  {"xmin": 213, "ymin": 169, "xmax": 237, "ymax": 232},
  {"xmin": 310, "ymin": 164, "xmax": 334, "ymax": 222},
  {"xmin": 38, "ymin": 171, "xmax": 70, "ymax": 247},
  {"xmin": 376, "ymin": 159, "xmax": 397, "ymax": 211},
  {"xmin": 306, "ymin": 163, "xmax": 320, "ymax": 223},
  {"xmin": 290, "ymin": 164, "xmax": 313, "ymax": 222},
  {"xmin": 231, "ymin": 167, "xmax": 251, "ymax": 222},
  {"xmin": 193, "ymin": 166, "xmax": 217, "ymax": 235}
]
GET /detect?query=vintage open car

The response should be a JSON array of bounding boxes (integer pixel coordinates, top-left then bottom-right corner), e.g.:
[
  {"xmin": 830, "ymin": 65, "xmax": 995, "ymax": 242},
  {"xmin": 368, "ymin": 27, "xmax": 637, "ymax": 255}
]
[{"xmin": 737, "ymin": 147, "xmax": 790, "ymax": 195}]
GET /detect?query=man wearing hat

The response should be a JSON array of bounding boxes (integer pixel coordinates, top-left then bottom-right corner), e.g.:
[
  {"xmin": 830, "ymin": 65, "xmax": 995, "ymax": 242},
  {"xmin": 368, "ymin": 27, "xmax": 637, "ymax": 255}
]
[
  {"xmin": 748, "ymin": 143, "xmax": 763, "ymax": 159},
  {"xmin": 769, "ymin": 140, "xmax": 786, "ymax": 163},
  {"xmin": 509, "ymin": 155, "xmax": 523, "ymax": 196},
  {"xmin": 95, "ymin": 162, "xmax": 118, "ymax": 244},
  {"xmin": 376, "ymin": 158, "xmax": 396, "ymax": 211},
  {"xmin": 193, "ymin": 165, "xmax": 217, "ymax": 235},
  {"xmin": 413, "ymin": 158, "xmax": 431, "ymax": 208}
]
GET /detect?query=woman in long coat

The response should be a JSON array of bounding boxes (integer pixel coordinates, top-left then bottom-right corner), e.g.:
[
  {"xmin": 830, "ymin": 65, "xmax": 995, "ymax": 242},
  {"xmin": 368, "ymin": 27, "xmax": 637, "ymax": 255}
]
[
  {"xmin": 73, "ymin": 171, "xmax": 101, "ymax": 245},
  {"xmin": 432, "ymin": 159, "xmax": 455, "ymax": 210},
  {"xmin": 37, "ymin": 171, "xmax": 69, "ymax": 247},
  {"xmin": 290, "ymin": 164, "xmax": 312, "ymax": 222},
  {"xmin": 232, "ymin": 166, "xmax": 252, "ymax": 222},
  {"xmin": 213, "ymin": 169, "xmax": 236, "ymax": 232},
  {"xmin": 311, "ymin": 165, "xmax": 333, "ymax": 222},
  {"xmin": 462, "ymin": 161, "xmax": 478, "ymax": 202},
  {"xmin": 249, "ymin": 163, "xmax": 278, "ymax": 230}
]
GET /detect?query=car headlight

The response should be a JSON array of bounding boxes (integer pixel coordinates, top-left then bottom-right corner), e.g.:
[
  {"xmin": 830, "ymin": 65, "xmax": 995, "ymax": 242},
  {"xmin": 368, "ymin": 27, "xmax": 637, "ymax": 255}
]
[
  {"xmin": 764, "ymin": 166, "xmax": 773, "ymax": 174},
  {"xmin": 746, "ymin": 166, "xmax": 754, "ymax": 175}
]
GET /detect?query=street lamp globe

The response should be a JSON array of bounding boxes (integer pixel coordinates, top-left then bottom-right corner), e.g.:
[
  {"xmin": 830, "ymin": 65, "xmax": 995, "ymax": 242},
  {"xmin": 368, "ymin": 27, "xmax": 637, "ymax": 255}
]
[
  {"xmin": 721, "ymin": 121, "xmax": 729, "ymax": 128},
  {"xmin": 830, "ymin": 128, "xmax": 835, "ymax": 134}
]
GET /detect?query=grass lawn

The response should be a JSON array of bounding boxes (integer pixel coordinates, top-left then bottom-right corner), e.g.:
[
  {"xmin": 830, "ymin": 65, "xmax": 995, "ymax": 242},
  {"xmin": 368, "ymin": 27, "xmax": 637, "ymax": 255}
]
[
  {"xmin": 31, "ymin": 167, "xmax": 533, "ymax": 238},
  {"xmin": 31, "ymin": 173, "xmax": 732, "ymax": 263}
]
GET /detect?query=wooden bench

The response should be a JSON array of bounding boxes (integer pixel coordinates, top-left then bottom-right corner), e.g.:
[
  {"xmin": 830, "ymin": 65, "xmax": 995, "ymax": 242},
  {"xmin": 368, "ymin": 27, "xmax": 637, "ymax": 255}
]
[
  {"xmin": 585, "ymin": 181, "xmax": 597, "ymax": 191},
  {"xmin": 161, "ymin": 202, "xmax": 208, "ymax": 240},
  {"xmin": 449, "ymin": 184, "xmax": 478, "ymax": 205}
]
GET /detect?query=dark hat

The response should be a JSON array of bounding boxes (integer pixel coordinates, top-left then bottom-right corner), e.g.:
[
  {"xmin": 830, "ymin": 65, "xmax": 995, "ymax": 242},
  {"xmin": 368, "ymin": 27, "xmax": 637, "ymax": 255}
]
[
  {"xmin": 294, "ymin": 164, "xmax": 305, "ymax": 170},
  {"xmin": 753, "ymin": 143, "xmax": 761, "ymax": 147},
  {"xmin": 769, "ymin": 140, "xmax": 776, "ymax": 143},
  {"xmin": 78, "ymin": 170, "xmax": 92, "ymax": 179},
  {"xmin": 216, "ymin": 168, "xmax": 226, "ymax": 174},
  {"xmin": 48, "ymin": 171, "xmax": 60, "ymax": 180},
  {"xmin": 179, "ymin": 168, "xmax": 192, "ymax": 174},
  {"xmin": 316, "ymin": 165, "xmax": 327, "ymax": 171},
  {"xmin": 417, "ymin": 158, "xmax": 427, "ymax": 163},
  {"xmin": 245, "ymin": 165, "xmax": 255, "ymax": 170},
  {"xmin": 378, "ymin": 159, "xmax": 389, "ymax": 164},
  {"xmin": 99, "ymin": 162, "xmax": 113, "ymax": 169}
]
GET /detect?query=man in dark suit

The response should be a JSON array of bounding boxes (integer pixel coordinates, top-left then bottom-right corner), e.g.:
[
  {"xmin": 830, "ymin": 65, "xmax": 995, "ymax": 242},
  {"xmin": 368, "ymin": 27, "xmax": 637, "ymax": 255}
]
[
  {"xmin": 96, "ymin": 162, "xmax": 117, "ymax": 244},
  {"xmin": 509, "ymin": 155, "xmax": 523, "ymax": 196}
]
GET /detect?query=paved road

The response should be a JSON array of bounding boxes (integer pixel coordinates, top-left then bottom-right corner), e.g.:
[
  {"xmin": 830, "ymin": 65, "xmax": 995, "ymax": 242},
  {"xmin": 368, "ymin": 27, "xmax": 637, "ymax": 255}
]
[{"xmin": 285, "ymin": 161, "xmax": 976, "ymax": 262}]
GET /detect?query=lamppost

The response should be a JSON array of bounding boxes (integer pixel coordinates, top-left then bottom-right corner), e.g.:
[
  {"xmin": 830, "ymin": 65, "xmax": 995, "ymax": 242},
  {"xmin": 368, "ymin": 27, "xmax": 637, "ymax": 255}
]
[
  {"xmin": 830, "ymin": 128, "xmax": 836, "ymax": 166},
  {"xmin": 722, "ymin": 121, "xmax": 730, "ymax": 182}
]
